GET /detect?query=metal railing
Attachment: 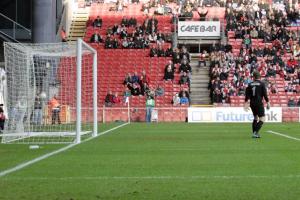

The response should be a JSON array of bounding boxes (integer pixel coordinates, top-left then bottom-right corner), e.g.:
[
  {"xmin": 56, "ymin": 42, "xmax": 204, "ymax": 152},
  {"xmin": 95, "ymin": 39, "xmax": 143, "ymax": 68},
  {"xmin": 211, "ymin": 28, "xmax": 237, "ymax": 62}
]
[{"xmin": 0, "ymin": 12, "xmax": 31, "ymax": 42}]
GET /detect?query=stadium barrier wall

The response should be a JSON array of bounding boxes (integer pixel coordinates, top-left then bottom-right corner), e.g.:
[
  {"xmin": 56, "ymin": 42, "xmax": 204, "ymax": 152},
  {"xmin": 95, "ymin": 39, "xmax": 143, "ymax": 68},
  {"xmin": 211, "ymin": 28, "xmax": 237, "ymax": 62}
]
[{"xmin": 42, "ymin": 106, "xmax": 299, "ymax": 123}]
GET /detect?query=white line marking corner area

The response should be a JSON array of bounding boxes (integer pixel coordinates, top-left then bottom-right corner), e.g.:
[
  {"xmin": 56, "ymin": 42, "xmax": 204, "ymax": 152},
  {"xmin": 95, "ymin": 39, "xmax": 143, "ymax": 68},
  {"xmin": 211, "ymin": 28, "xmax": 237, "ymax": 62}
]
[
  {"xmin": 0, "ymin": 122, "xmax": 129, "ymax": 178},
  {"xmin": 267, "ymin": 130, "xmax": 300, "ymax": 142}
]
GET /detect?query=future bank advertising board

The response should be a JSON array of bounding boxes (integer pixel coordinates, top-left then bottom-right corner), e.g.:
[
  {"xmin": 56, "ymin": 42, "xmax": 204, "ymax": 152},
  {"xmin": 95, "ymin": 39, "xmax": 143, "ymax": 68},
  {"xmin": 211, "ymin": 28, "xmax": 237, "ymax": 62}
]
[{"xmin": 188, "ymin": 107, "xmax": 283, "ymax": 123}]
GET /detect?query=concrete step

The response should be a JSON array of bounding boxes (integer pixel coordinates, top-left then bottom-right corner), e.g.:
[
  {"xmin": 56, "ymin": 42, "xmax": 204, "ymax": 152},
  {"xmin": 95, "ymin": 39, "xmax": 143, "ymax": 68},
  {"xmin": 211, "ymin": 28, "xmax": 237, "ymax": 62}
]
[
  {"xmin": 191, "ymin": 80, "xmax": 210, "ymax": 85},
  {"xmin": 191, "ymin": 71, "xmax": 209, "ymax": 76},
  {"xmin": 192, "ymin": 74, "xmax": 209, "ymax": 78},
  {"xmin": 191, "ymin": 101, "xmax": 211, "ymax": 104},
  {"xmin": 191, "ymin": 87, "xmax": 209, "ymax": 91},
  {"xmin": 190, "ymin": 93, "xmax": 210, "ymax": 97},
  {"xmin": 69, "ymin": 34, "xmax": 85, "ymax": 37}
]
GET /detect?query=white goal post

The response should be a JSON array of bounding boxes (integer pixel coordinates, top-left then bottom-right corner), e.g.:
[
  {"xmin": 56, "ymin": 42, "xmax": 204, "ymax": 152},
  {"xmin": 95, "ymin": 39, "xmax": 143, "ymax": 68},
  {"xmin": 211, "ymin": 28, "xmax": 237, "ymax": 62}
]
[{"xmin": 1, "ymin": 39, "xmax": 97, "ymax": 144}]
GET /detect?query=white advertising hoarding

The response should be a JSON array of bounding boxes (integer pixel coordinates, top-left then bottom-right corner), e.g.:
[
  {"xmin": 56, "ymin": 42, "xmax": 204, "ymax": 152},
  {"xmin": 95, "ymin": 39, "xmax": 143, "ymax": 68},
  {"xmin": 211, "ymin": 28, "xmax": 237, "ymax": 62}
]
[
  {"xmin": 188, "ymin": 107, "xmax": 282, "ymax": 123},
  {"xmin": 178, "ymin": 21, "xmax": 221, "ymax": 37}
]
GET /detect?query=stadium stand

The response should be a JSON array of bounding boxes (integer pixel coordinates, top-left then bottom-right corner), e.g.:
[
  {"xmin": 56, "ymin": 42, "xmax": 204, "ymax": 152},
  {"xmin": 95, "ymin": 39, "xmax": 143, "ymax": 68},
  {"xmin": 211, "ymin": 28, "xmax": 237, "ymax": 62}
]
[
  {"xmin": 59, "ymin": 0, "xmax": 299, "ymax": 121},
  {"xmin": 209, "ymin": 0, "xmax": 300, "ymax": 109}
]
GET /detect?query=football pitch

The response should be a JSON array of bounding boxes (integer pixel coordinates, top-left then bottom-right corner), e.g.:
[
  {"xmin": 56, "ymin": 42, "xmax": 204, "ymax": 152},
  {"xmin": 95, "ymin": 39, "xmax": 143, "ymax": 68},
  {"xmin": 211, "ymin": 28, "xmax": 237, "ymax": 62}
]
[{"xmin": 0, "ymin": 122, "xmax": 300, "ymax": 200}]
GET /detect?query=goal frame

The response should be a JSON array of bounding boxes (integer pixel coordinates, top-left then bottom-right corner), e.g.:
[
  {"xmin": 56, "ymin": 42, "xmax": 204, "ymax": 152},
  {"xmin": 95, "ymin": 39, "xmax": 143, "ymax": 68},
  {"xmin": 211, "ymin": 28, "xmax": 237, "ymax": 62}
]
[
  {"xmin": 1, "ymin": 38, "xmax": 97, "ymax": 144},
  {"xmin": 76, "ymin": 38, "xmax": 98, "ymax": 143}
]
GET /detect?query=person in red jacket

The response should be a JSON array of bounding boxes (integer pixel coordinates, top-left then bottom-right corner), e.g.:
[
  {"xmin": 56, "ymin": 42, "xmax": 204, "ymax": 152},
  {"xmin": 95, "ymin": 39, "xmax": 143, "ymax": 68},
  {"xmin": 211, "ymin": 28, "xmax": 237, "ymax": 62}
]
[
  {"xmin": 112, "ymin": 92, "xmax": 121, "ymax": 104},
  {"xmin": 286, "ymin": 56, "xmax": 298, "ymax": 74},
  {"xmin": 139, "ymin": 70, "xmax": 150, "ymax": 87}
]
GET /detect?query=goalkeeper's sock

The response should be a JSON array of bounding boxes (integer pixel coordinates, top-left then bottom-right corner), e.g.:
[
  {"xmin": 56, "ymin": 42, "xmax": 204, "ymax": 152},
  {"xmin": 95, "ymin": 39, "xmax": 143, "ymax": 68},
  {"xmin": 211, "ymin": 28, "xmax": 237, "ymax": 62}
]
[
  {"xmin": 255, "ymin": 121, "xmax": 264, "ymax": 134},
  {"xmin": 252, "ymin": 119, "xmax": 258, "ymax": 133}
]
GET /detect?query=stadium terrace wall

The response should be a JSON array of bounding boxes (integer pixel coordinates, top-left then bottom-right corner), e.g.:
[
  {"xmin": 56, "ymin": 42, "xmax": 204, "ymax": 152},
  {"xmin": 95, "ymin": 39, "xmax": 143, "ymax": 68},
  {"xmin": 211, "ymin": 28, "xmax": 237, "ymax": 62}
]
[{"xmin": 93, "ymin": 107, "xmax": 299, "ymax": 123}]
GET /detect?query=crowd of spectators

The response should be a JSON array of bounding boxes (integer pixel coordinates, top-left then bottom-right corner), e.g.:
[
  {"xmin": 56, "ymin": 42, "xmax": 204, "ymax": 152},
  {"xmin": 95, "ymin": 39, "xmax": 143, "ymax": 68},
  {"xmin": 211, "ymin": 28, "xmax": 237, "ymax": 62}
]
[
  {"xmin": 89, "ymin": 15, "xmax": 173, "ymax": 49},
  {"xmin": 103, "ymin": 45, "xmax": 192, "ymax": 106},
  {"xmin": 207, "ymin": 0, "xmax": 300, "ymax": 104},
  {"xmin": 162, "ymin": 46, "xmax": 191, "ymax": 92}
]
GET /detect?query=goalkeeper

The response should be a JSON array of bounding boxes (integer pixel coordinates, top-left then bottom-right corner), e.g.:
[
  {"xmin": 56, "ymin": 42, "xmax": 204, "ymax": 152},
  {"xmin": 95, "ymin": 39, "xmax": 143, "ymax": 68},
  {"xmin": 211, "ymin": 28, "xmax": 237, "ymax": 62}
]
[{"xmin": 244, "ymin": 71, "xmax": 270, "ymax": 138}]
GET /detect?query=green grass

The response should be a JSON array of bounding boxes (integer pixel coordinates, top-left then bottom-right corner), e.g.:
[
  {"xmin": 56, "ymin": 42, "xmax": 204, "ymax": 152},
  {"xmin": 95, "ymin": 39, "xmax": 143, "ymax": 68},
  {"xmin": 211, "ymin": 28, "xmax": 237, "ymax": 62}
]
[{"xmin": 0, "ymin": 123, "xmax": 300, "ymax": 199}]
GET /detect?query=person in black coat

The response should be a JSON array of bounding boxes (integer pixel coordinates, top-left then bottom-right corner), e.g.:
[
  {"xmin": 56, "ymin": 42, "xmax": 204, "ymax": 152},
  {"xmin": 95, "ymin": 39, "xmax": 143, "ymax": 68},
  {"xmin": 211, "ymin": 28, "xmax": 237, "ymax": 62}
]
[
  {"xmin": 90, "ymin": 31, "xmax": 103, "ymax": 43},
  {"xmin": 93, "ymin": 16, "xmax": 103, "ymax": 28}
]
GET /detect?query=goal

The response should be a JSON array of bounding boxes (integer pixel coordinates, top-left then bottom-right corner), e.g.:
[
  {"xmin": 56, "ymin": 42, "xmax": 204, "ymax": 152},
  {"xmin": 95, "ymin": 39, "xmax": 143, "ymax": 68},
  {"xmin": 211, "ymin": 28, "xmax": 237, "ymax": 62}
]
[{"xmin": 1, "ymin": 39, "xmax": 97, "ymax": 144}]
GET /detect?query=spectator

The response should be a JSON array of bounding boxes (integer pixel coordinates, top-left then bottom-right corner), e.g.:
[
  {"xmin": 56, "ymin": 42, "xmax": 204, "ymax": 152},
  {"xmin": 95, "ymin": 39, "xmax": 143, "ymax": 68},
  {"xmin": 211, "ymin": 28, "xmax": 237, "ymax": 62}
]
[
  {"xmin": 131, "ymin": 72, "xmax": 140, "ymax": 84},
  {"xmin": 219, "ymin": 68, "xmax": 229, "ymax": 81},
  {"xmin": 49, "ymin": 96, "xmax": 61, "ymax": 124},
  {"xmin": 180, "ymin": 93, "xmax": 189, "ymax": 105},
  {"xmin": 198, "ymin": 50, "xmax": 208, "ymax": 68},
  {"xmin": 140, "ymin": 82, "xmax": 150, "ymax": 96},
  {"xmin": 112, "ymin": 38, "xmax": 119, "ymax": 48},
  {"xmin": 269, "ymin": 83, "xmax": 278, "ymax": 94},
  {"xmin": 297, "ymin": 98, "xmax": 300, "ymax": 107},
  {"xmin": 104, "ymin": 91, "xmax": 114, "ymax": 107},
  {"xmin": 221, "ymin": 90, "xmax": 228, "ymax": 104},
  {"xmin": 180, "ymin": 47, "xmax": 190, "ymax": 62},
  {"xmin": 172, "ymin": 48, "xmax": 181, "ymax": 64},
  {"xmin": 250, "ymin": 28, "xmax": 258, "ymax": 39},
  {"xmin": 145, "ymin": 95, "xmax": 155, "ymax": 123},
  {"xmin": 266, "ymin": 66, "xmax": 277, "ymax": 77},
  {"xmin": 150, "ymin": 46, "xmax": 158, "ymax": 57},
  {"xmin": 157, "ymin": 31, "xmax": 165, "ymax": 44},
  {"xmin": 164, "ymin": 64, "xmax": 174, "ymax": 81},
  {"xmin": 60, "ymin": 28, "xmax": 67, "ymax": 42},
  {"xmin": 146, "ymin": 86, "xmax": 155, "ymax": 99},
  {"xmin": 33, "ymin": 93, "xmax": 43, "ymax": 125},
  {"xmin": 155, "ymin": 85, "xmax": 164, "ymax": 96},
  {"xmin": 112, "ymin": 92, "xmax": 121, "ymax": 104},
  {"xmin": 179, "ymin": 88, "xmax": 190, "ymax": 102},
  {"xmin": 172, "ymin": 93, "xmax": 180, "ymax": 106},
  {"xmin": 93, "ymin": 16, "xmax": 103, "ymax": 28},
  {"xmin": 105, "ymin": 35, "xmax": 113, "ymax": 48},
  {"xmin": 286, "ymin": 56, "xmax": 298, "ymax": 74},
  {"xmin": 0, "ymin": 105, "xmax": 5, "ymax": 132},
  {"xmin": 154, "ymin": 4, "xmax": 165, "ymax": 15},
  {"xmin": 122, "ymin": 37, "xmax": 129, "ymax": 48},
  {"xmin": 165, "ymin": 46, "xmax": 173, "ymax": 57},
  {"xmin": 130, "ymin": 83, "xmax": 140, "ymax": 96},
  {"xmin": 149, "ymin": 32, "xmax": 158, "ymax": 43},
  {"xmin": 139, "ymin": 70, "xmax": 150, "ymax": 86},
  {"xmin": 90, "ymin": 31, "xmax": 103, "ymax": 43},
  {"xmin": 243, "ymin": 34, "xmax": 252, "ymax": 49},
  {"xmin": 197, "ymin": 7, "xmax": 208, "ymax": 21},
  {"xmin": 123, "ymin": 87, "xmax": 132, "ymax": 100},
  {"xmin": 157, "ymin": 45, "xmax": 165, "ymax": 57},
  {"xmin": 179, "ymin": 71, "xmax": 190, "ymax": 88},
  {"xmin": 212, "ymin": 88, "xmax": 221, "ymax": 103},
  {"xmin": 179, "ymin": 59, "xmax": 191, "ymax": 74},
  {"xmin": 123, "ymin": 73, "xmax": 132, "ymax": 86},
  {"xmin": 288, "ymin": 97, "xmax": 296, "ymax": 107},
  {"xmin": 285, "ymin": 83, "xmax": 296, "ymax": 93}
]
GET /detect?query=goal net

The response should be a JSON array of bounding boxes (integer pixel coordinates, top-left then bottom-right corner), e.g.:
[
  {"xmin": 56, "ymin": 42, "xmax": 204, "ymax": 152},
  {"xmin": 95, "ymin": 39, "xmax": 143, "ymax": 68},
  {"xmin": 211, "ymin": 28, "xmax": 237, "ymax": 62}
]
[{"xmin": 1, "ymin": 39, "xmax": 97, "ymax": 144}]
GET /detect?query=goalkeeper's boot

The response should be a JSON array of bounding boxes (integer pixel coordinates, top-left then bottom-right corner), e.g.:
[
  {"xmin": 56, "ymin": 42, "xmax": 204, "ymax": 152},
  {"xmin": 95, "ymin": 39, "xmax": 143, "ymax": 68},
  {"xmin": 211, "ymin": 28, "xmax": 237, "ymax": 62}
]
[{"xmin": 252, "ymin": 132, "xmax": 261, "ymax": 138}]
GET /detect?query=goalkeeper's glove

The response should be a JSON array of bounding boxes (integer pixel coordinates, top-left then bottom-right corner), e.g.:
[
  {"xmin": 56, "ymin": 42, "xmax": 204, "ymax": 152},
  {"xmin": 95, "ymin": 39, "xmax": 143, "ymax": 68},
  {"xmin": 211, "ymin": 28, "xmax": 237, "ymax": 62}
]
[
  {"xmin": 244, "ymin": 102, "xmax": 250, "ymax": 112},
  {"xmin": 266, "ymin": 102, "xmax": 271, "ymax": 110}
]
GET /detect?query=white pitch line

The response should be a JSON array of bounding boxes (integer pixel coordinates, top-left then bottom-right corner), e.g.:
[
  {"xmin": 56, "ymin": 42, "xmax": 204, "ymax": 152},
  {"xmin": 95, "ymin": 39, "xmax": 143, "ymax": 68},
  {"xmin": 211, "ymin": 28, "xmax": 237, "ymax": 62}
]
[
  {"xmin": 3, "ymin": 175, "xmax": 300, "ymax": 181},
  {"xmin": 267, "ymin": 130, "xmax": 300, "ymax": 142},
  {"xmin": 0, "ymin": 122, "xmax": 129, "ymax": 178}
]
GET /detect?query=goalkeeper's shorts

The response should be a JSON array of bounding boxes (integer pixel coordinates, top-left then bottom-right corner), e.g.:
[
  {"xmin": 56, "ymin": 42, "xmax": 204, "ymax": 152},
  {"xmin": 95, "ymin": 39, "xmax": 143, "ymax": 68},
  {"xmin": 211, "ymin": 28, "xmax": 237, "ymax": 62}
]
[{"xmin": 250, "ymin": 104, "xmax": 265, "ymax": 117}]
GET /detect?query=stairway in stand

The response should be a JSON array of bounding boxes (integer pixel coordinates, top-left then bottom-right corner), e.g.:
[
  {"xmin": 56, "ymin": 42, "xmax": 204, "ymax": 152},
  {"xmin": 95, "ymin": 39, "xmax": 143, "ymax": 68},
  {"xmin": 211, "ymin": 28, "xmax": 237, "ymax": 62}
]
[
  {"xmin": 189, "ymin": 56, "xmax": 211, "ymax": 105},
  {"xmin": 68, "ymin": 8, "xmax": 89, "ymax": 42}
]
